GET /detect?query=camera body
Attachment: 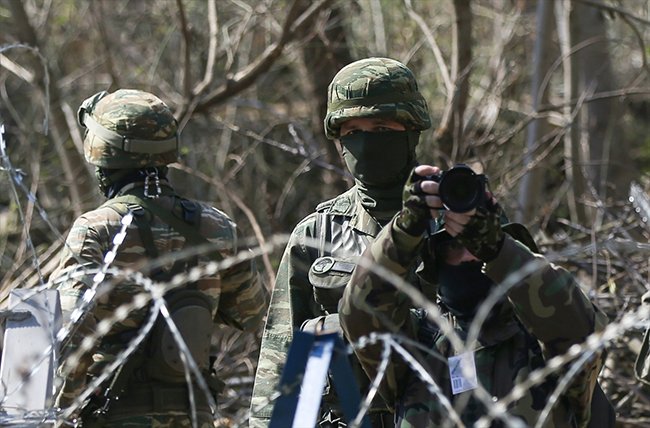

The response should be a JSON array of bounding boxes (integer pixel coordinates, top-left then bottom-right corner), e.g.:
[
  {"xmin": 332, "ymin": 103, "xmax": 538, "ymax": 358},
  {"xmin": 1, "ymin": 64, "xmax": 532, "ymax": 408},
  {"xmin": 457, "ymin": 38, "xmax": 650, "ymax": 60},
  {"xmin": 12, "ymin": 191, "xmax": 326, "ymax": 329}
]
[{"xmin": 425, "ymin": 164, "xmax": 488, "ymax": 213}]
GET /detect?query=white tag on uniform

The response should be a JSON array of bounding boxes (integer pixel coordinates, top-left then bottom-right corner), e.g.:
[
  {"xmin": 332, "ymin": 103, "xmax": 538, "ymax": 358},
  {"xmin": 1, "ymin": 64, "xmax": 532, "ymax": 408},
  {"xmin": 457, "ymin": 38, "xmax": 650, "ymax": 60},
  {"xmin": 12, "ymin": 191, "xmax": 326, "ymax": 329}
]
[{"xmin": 448, "ymin": 352, "xmax": 478, "ymax": 395}]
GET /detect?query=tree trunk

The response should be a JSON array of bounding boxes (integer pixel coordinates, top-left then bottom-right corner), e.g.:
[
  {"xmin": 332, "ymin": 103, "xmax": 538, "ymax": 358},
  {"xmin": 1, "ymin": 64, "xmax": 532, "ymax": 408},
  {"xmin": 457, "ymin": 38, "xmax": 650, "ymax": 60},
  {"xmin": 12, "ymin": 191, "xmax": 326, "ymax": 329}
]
[
  {"xmin": 299, "ymin": 6, "xmax": 353, "ymax": 195},
  {"xmin": 558, "ymin": 0, "xmax": 589, "ymax": 224},
  {"xmin": 515, "ymin": 0, "xmax": 554, "ymax": 226},
  {"xmin": 577, "ymin": 0, "xmax": 636, "ymax": 202}
]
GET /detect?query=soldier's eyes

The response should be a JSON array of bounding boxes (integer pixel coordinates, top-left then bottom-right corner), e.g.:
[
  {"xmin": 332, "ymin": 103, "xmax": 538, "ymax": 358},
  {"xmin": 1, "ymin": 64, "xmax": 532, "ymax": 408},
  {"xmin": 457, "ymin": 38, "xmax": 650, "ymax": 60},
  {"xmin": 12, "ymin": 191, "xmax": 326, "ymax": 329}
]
[{"xmin": 375, "ymin": 125, "xmax": 404, "ymax": 132}]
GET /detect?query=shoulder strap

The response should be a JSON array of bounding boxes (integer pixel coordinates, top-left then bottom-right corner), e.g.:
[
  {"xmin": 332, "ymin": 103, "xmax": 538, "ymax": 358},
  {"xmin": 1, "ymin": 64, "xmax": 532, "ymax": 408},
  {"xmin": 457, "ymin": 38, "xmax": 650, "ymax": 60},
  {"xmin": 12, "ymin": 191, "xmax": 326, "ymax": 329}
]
[
  {"xmin": 103, "ymin": 201, "xmax": 160, "ymax": 261},
  {"xmin": 314, "ymin": 211, "xmax": 329, "ymax": 259},
  {"xmin": 108, "ymin": 194, "xmax": 223, "ymax": 262}
]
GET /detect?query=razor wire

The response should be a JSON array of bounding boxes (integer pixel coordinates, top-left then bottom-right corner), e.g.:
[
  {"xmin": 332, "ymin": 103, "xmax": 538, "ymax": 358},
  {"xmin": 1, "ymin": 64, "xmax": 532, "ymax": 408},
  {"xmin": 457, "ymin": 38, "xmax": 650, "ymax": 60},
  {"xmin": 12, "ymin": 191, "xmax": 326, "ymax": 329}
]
[
  {"xmin": 241, "ymin": 228, "xmax": 649, "ymax": 428},
  {"xmin": 2, "ymin": 117, "xmax": 650, "ymax": 427},
  {"xmin": 0, "ymin": 111, "xmax": 281, "ymax": 427},
  {"xmin": 51, "ymin": 236, "xmax": 290, "ymax": 427},
  {"xmin": 2, "ymin": 192, "xmax": 649, "ymax": 428}
]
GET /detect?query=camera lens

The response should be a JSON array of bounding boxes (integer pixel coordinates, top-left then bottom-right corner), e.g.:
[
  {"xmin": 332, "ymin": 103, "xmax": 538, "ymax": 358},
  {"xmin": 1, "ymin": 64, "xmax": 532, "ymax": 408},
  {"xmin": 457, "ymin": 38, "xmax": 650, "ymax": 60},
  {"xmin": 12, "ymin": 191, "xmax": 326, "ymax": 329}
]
[{"xmin": 438, "ymin": 167, "xmax": 482, "ymax": 212}]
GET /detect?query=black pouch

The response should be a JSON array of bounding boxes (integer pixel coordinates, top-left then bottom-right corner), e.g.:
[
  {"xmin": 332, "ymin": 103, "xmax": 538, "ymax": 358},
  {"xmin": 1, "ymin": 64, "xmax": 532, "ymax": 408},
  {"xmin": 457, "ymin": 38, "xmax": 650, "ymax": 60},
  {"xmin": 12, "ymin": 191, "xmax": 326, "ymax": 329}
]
[
  {"xmin": 145, "ymin": 290, "xmax": 213, "ymax": 383},
  {"xmin": 309, "ymin": 256, "xmax": 356, "ymax": 314}
]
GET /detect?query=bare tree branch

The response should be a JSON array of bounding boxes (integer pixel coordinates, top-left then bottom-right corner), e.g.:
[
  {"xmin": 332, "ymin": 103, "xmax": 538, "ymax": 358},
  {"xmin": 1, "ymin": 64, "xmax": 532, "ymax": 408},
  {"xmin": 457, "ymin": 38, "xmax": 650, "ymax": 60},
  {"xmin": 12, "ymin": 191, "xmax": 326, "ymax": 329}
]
[
  {"xmin": 430, "ymin": 0, "xmax": 472, "ymax": 165},
  {"xmin": 175, "ymin": 0, "xmax": 193, "ymax": 100},
  {"xmin": 7, "ymin": 0, "xmax": 96, "ymax": 213},
  {"xmin": 369, "ymin": 0, "xmax": 387, "ymax": 55},
  {"xmin": 91, "ymin": 0, "xmax": 118, "ymax": 90},
  {"xmin": 404, "ymin": 0, "xmax": 453, "ymax": 96},
  {"xmin": 194, "ymin": 0, "xmax": 219, "ymax": 95},
  {"xmin": 183, "ymin": 0, "xmax": 334, "ymax": 120},
  {"xmin": 618, "ymin": 13, "xmax": 650, "ymax": 78},
  {"xmin": 577, "ymin": 0, "xmax": 650, "ymax": 26}
]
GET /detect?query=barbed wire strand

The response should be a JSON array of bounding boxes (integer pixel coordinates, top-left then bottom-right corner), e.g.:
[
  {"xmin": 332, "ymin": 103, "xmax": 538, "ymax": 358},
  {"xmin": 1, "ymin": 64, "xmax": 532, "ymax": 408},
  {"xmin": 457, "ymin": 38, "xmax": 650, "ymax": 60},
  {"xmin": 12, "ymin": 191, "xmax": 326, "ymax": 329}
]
[{"xmin": 1, "ymin": 98, "xmax": 649, "ymax": 426}]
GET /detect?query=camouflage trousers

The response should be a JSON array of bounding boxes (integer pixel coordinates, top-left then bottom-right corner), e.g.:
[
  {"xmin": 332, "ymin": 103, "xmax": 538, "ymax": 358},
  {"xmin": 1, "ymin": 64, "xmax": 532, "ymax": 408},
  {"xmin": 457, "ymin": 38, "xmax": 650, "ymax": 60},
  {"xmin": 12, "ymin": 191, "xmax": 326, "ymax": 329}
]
[
  {"xmin": 101, "ymin": 412, "xmax": 215, "ymax": 428},
  {"xmin": 319, "ymin": 407, "xmax": 395, "ymax": 428},
  {"xmin": 80, "ymin": 381, "xmax": 217, "ymax": 428}
]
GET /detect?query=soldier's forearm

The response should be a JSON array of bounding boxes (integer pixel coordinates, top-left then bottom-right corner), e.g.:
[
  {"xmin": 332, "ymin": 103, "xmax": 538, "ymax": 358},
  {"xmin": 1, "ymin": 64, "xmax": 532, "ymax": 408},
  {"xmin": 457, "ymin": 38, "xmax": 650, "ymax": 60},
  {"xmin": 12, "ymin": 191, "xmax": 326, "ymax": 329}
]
[{"xmin": 487, "ymin": 236, "xmax": 604, "ymax": 355}]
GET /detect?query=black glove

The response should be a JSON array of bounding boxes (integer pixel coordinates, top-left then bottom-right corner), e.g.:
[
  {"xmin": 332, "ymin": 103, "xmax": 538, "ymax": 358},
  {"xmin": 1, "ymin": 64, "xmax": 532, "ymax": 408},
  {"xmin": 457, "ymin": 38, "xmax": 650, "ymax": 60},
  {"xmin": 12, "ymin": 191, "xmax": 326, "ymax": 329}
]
[
  {"xmin": 395, "ymin": 168, "xmax": 431, "ymax": 237},
  {"xmin": 455, "ymin": 198, "xmax": 505, "ymax": 262}
]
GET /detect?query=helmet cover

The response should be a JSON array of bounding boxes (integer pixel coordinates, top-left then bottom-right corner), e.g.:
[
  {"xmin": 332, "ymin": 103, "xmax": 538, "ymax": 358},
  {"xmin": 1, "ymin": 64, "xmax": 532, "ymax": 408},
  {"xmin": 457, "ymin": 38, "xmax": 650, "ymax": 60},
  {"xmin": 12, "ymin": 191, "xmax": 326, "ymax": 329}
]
[
  {"xmin": 79, "ymin": 89, "xmax": 179, "ymax": 168},
  {"xmin": 324, "ymin": 57, "xmax": 431, "ymax": 139}
]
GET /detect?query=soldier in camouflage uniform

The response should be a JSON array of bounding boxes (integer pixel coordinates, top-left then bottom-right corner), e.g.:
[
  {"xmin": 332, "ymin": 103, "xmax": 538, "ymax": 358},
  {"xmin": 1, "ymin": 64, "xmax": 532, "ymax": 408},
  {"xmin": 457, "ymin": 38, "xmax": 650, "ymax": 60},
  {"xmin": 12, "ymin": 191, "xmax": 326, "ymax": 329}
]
[
  {"xmin": 339, "ymin": 164, "xmax": 609, "ymax": 428},
  {"xmin": 339, "ymin": 165, "xmax": 606, "ymax": 428},
  {"xmin": 50, "ymin": 89, "xmax": 269, "ymax": 427},
  {"xmin": 250, "ymin": 58, "xmax": 432, "ymax": 428},
  {"xmin": 636, "ymin": 291, "xmax": 650, "ymax": 386}
]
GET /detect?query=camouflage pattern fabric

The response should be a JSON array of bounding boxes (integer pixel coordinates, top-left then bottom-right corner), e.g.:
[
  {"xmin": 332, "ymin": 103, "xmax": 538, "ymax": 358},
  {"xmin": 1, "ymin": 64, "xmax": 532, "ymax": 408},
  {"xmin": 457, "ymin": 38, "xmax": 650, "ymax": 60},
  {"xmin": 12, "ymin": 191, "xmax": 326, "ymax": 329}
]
[
  {"xmin": 324, "ymin": 58, "xmax": 431, "ymax": 140},
  {"xmin": 49, "ymin": 179, "xmax": 269, "ymax": 423},
  {"xmin": 395, "ymin": 169, "xmax": 433, "ymax": 237},
  {"xmin": 455, "ymin": 199, "xmax": 505, "ymax": 263},
  {"xmin": 340, "ymin": 218, "xmax": 608, "ymax": 428},
  {"xmin": 635, "ymin": 291, "xmax": 650, "ymax": 385},
  {"xmin": 250, "ymin": 188, "xmax": 393, "ymax": 428},
  {"xmin": 100, "ymin": 413, "xmax": 214, "ymax": 428},
  {"xmin": 81, "ymin": 89, "xmax": 178, "ymax": 168}
]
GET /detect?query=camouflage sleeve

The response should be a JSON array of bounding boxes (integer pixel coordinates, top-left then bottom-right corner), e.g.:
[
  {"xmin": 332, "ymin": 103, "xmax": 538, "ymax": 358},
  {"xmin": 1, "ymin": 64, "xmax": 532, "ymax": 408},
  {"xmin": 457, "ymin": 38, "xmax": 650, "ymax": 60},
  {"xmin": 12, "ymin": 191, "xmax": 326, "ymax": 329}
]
[
  {"xmin": 212, "ymin": 225, "xmax": 269, "ymax": 332},
  {"xmin": 214, "ymin": 253, "xmax": 269, "ymax": 332},
  {"xmin": 485, "ymin": 235, "xmax": 608, "ymax": 428},
  {"xmin": 635, "ymin": 291, "xmax": 650, "ymax": 385},
  {"xmin": 50, "ymin": 214, "xmax": 107, "ymax": 295},
  {"xmin": 49, "ymin": 215, "xmax": 104, "ymax": 409},
  {"xmin": 250, "ymin": 216, "xmax": 318, "ymax": 427},
  {"xmin": 196, "ymin": 206, "xmax": 269, "ymax": 332},
  {"xmin": 339, "ymin": 219, "xmax": 423, "ymax": 408}
]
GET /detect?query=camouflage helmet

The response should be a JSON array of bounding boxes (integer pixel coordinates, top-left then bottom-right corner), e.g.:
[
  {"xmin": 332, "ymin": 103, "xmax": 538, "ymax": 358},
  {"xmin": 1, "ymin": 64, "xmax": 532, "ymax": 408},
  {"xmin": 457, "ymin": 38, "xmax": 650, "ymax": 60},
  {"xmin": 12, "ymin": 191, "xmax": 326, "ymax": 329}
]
[
  {"xmin": 324, "ymin": 57, "xmax": 432, "ymax": 139},
  {"xmin": 77, "ymin": 89, "xmax": 179, "ymax": 169}
]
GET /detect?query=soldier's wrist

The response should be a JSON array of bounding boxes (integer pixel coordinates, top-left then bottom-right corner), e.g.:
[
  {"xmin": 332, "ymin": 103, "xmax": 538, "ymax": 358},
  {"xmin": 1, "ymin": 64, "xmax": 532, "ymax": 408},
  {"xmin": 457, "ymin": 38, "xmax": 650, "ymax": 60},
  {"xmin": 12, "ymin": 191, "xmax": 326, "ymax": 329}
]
[
  {"xmin": 391, "ymin": 219, "xmax": 424, "ymax": 253},
  {"xmin": 395, "ymin": 210, "xmax": 428, "ymax": 237}
]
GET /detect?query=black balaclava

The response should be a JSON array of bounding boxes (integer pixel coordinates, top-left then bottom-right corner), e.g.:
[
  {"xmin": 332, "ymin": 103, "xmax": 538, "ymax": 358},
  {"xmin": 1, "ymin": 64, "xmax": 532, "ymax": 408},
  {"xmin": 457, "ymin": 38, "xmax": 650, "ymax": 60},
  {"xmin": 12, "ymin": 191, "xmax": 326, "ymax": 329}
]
[
  {"xmin": 96, "ymin": 167, "xmax": 168, "ymax": 198},
  {"xmin": 437, "ymin": 260, "xmax": 497, "ymax": 320},
  {"xmin": 340, "ymin": 128, "xmax": 420, "ymax": 218}
]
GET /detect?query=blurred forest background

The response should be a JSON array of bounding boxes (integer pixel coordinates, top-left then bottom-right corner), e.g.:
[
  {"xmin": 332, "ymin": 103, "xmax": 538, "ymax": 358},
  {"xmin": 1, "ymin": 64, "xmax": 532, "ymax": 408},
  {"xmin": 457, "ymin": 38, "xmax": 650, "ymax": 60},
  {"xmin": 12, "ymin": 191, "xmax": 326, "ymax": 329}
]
[{"xmin": 1, "ymin": 0, "xmax": 650, "ymax": 426}]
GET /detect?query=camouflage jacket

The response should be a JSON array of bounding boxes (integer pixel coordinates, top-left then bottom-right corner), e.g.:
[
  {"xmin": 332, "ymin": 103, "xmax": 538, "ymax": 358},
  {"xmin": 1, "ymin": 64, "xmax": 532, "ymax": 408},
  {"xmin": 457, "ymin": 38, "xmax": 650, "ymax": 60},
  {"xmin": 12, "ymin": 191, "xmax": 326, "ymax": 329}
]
[
  {"xmin": 50, "ymin": 181, "xmax": 269, "ymax": 409},
  {"xmin": 340, "ymin": 219, "xmax": 608, "ymax": 428},
  {"xmin": 635, "ymin": 291, "xmax": 650, "ymax": 385},
  {"xmin": 250, "ymin": 187, "xmax": 393, "ymax": 427}
]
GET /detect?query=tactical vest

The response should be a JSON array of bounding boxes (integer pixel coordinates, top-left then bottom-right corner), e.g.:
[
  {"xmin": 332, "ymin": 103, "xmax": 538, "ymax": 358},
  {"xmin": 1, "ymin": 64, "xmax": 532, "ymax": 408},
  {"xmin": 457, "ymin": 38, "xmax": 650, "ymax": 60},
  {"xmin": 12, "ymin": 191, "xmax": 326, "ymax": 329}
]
[
  {"xmin": 100, "ymin": 186, "xmax": 219, "ymax": 382},
  {"xmin": 80, "ymin": 185, "xmax": 223, "ymax": 426},
  {"xmin": 307, "ymin": 194, "xmax": 395, "ymax": 428},
  {"xmin": 308, "ymin": 195, "xmax": 374, "ymax": 317}
]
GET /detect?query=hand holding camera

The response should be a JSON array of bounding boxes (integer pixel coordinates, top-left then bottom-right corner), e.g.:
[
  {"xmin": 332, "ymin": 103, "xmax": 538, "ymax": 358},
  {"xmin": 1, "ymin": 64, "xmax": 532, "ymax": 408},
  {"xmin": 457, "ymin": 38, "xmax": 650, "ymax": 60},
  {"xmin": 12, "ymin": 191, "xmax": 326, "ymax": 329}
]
[
  {"xmin": 454, "ymin": 199, "xmax": 505, "ymax": 262},
  {"xmin": 425, "ymin": 163, "xmax": 504, "ymax": 261},
  {"xmin": 396, "ymin": 164, "xmax": 480, "ymax": 236},
  {"xmin": 424, "ymin": 164, "xmax": 488, "ymax": 213},
  {"xmin": 395, "ymin": 166, "xmax": 440, "ymax": 236},
  {"xmin": 396, "ymin": 164, "xmax": 505, "ymax": 261}
]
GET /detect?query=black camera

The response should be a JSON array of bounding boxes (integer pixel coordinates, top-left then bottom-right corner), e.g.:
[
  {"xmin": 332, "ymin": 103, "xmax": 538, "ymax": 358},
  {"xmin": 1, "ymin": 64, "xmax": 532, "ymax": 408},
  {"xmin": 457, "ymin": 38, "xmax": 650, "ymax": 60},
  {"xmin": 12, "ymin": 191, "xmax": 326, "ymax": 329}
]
[{"xmin": 425, "ymin": 164, "xmax": 488, "ymax": 213}]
